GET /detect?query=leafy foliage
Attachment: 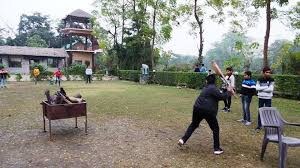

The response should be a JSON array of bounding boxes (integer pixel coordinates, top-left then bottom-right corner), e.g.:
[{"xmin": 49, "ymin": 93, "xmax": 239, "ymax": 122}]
[
  {"xmin": 6, "ymin": 12, "xmax": 60, "ymax": 48},
  {"xmin": 119, "ymin": 70, "xmax": 300, "ymax": 99},
  {"xmin": 26, "ymin": 34, "xmax": 48, "ymax": 48},
  {"xmin": 29, "ymin": 64, "xmax": 52, "ymax": 80},
  {"xmin": 63, "ymin": 64, "xmax": 86, "ymax": 80}
]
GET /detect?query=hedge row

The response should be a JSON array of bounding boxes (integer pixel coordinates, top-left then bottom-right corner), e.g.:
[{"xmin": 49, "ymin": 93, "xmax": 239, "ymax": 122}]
[{"xmin": 119, "ymin": 70, "xmax": 300, "ymax": 99}]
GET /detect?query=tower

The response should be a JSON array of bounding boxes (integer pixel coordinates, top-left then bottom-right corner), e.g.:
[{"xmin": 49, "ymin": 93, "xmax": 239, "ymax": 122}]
[{"xmin": 61, "ymin": 9, "xmax": 99, "ymax": 69}]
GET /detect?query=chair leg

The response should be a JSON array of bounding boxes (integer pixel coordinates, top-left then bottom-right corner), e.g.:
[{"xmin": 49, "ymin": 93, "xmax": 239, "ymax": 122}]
[
  {"xmin": 75, "ymin": 117, "xmax": 78, "ymax": 128},
  {"xmin": 279, "ymin": 144, "xmax": 287, "ymax": 168},
  {"xmin": 261, "ymin": 138, "xmax": 269, "ymax": 160}
]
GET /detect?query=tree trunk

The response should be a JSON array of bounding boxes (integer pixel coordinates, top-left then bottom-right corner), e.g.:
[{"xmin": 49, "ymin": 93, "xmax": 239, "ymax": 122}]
[
  {"xmin": 150, "ymin": 0, "xmax": 158, "ymax": 70},
  {"xmin": 194, "ymin": 0, "xmax": 204, "ymax": 64},
  {"xmin": 263, "ymin": 0, "xmax": 271, "ymax": 67},
  {"xmin": 114, "ymin": 25, "xmax": 117, "ymax": 46},
  {"xmin": 121, "ymin": 0, "xmax": 125, "ymax": 46}
]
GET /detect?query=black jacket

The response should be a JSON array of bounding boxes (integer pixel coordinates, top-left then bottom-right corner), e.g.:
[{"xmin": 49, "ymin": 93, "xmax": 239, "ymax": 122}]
[{"xmin": 194, "ymin": 84, "xmax": 230, "ymax": 116}]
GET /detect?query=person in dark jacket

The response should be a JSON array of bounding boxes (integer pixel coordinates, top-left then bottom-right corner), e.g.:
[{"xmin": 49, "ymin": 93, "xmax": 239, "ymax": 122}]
[
  {"xmin": 237, "ymin": 71, "xmax": 256, "ymax": 126},
  {"xmin": 178, "ymin": 74, "xmax": 233, "ymax": 155}
]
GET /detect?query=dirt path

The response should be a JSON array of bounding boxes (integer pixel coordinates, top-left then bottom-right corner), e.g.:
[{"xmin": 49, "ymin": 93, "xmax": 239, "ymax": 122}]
[{"xmin": 1, "ymin": 115, "xmax": 192, "ymax": 167}]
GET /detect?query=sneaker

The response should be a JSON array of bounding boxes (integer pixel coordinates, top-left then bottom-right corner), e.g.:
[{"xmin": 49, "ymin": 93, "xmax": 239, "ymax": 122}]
[
  {"xmin": 244, "ymin": 121, "xmax": 252, "ymax": 126},
  {"xmin": 178, "ymin": 139, "xmax": 184, "ymax": 146},
  {"xmin": 214, "ymin": 148, "xmax": 224, "ymax": 155},
  {"xmin": 237, "ymin": 119, "xmax": 244, "ymax": 122},
  {"xmin": 221, "ymin": 107, "xmax": 227, "ymax": 112}
]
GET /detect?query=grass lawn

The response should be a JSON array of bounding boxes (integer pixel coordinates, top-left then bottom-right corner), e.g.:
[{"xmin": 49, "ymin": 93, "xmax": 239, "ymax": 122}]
[{"xmin": 0, "ymin": 80, "xmax": 299, "ymax": 167}]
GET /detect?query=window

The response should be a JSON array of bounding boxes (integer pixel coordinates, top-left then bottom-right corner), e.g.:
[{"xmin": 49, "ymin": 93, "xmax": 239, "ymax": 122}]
[
  {"xmin": 9, "ymin": 57, "xmax": 22, "ymax": 68},
  {"xmin": 47, "ymin": 58, "xmax": 58, "ymax": 68},
  {"xmin": 74, "ymin": 60, "xmax": 82, "ymax": 64},
  {"xmin": 30, "ymin": 59, "xmax": 40, "ymax": 65}
]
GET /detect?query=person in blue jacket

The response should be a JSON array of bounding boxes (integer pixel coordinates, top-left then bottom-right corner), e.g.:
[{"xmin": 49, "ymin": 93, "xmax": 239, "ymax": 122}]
[{"xmin": 237, "ymin": 71, "xmax": 256, "ymax": 126}]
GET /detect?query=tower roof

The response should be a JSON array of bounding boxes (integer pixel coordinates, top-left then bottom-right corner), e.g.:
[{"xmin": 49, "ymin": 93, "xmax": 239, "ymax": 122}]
[{"xmin": 63, "ymin": 9, "xmax": 93, "ymax": 21}]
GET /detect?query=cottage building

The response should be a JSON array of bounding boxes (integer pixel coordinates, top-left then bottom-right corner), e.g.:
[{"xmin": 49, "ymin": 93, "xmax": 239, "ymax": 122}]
[{"xmin": 0, "ymin": 46, "xmax": 68, "ymax": 74}]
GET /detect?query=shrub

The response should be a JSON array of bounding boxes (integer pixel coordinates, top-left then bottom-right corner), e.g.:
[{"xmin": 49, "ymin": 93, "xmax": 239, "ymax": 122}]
[
  {"xmin": 29, "ymin": 64, "xmax": 51, "ymax": 80},
  {"xmin": 63, "ymin": 64, "xmax": 86, "ymax": 80},
  {"xmin": 119, "ymin": 70, "xmax": 300, "ymax": 99},
  {"xmin": 15, "ymin": 73, "xmax": 22, "ymax": 82}
]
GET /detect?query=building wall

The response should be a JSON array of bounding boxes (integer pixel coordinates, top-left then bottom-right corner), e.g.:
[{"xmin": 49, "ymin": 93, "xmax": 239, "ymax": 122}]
[
  {"xmin": 71, "ymin": 52, "xmax": 93, "ymax": 67},
  {"xmin": 0, "ymin": 55, "xmax": 65, "ymax": 74}
]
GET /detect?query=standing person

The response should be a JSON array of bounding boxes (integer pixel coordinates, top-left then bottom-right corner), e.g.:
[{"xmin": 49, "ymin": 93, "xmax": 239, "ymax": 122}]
[
  {"xmin": 200, "ymin": 64, "xmax": 207, "ymax": 73},
  {"xmin": 194, "ymin": 64, "xmax": 200, "ymax": 72},
  {"xmin": 33, "ymin": 66, "xmax": 40, "ymax": 85},
  {"xmin": 0, "ymin": 66, "xmax": 8, "ymax": 88},
  {"xmin": 238, "ymin": 71, "xmax": 256, "ymax": 126},
  {"xmin": 54, "ymin": 68, "xmax": 63, "ymax": 86},
  {"xmin": 178, "ymin": 74, "xmax": 234, "ymax": 155},
  {"xmin": 221, "ymin": 67, "xmax": 235, "ymax": 112},
  {"xmin": 255, "ymin": 67, "xmax": 274, "ymax": 131},
  {"xmin": 85, "ymin": 66, "xmax": 93, "ymax": 84}
]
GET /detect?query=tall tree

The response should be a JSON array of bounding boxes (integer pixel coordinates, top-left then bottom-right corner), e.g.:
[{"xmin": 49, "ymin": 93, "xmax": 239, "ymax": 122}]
[
  {"xmin": 93, "ymin": 0, "xmax": 176, "ymax": 70},
  {"xmin": 194, "ymin": 0, "xmax": 203, "ymax": 64},
  {"xmin": 149, "ymin": 0, "xmax": 175, "ymax": 69},
  {"xmin": 253, "ymin": 0, "xmax": 289, "ymax": 67},
  {"xmin": 26, "ymin": 34, "xmax": 48, "ymax": 48},
  {"xmin": 6, "ymin": 12, "xmax": 58, "ymax": 47},
  {"xmin": 0, "ymin": 28, "xmax": 6, "ymax": 46},
  {"xmin": 205, "ymin": 32, "xmax": 260, "ymax": 72}
]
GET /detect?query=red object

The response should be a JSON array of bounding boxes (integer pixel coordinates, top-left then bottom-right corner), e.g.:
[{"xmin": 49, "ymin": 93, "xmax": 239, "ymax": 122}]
[{"xmin": 54, "ymin": 70, "xmax": 62, "ymax": 77}]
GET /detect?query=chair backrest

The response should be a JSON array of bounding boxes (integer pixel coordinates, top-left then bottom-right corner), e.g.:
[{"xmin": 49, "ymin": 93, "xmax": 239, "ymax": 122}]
[{"xmin": 259, "ymin": 107, "xmax": 284, "ymax": 136}]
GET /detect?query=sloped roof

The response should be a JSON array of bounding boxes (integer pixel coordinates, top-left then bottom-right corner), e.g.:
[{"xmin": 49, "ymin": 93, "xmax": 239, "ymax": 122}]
[
  {"xmin": 0, "ymin": 46, "xmax": 68, "ymax": 58},
  {"xmin": 64, "ymin": 9, "xmax": 93, "ymax": 20}
]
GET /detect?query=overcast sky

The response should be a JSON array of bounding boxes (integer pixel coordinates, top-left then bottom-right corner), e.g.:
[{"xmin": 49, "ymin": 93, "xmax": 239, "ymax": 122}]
[{"xmin": 0, "ymin": 0, "xmax": 298, "ymax": 56}]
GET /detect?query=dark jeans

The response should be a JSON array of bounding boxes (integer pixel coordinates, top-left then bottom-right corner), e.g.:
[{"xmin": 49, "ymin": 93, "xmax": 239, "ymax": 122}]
[
  {"xmin": 55, "ymin": 77, "xmax": 61, "ymax": 86},
  {"xmin": 241, "ymin": 95, "xmax": 252, "ymax": 122},
  {"xmin": 257, "ymin": 98, "xmax": 272, "ymax": 128},
  {"xmin": 223, "ymin": 90, "xmax": 231, "ymax": 109},
  {"xmin": 86, "ymin": 75, "xmax": 91, "ymax": 83},
  {"xmin": 181, "ymin": 106, "xmax": 220, "ymax": 150}
]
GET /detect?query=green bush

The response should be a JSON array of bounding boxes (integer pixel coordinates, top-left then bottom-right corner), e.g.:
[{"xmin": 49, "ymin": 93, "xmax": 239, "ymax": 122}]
[
  {"xmin": 118, "ymin": 70, "xmax": 140, "ymax": 82},
  {"xmin": 119, "ymin": 70, "xmax": 300, "ymax": 99},
  {"xmin": 15, "ymin": 73, "xmax": 22, "ymax": 82},
  {"xmin": 63, "ymin": 64, "xmax": 86, "ymax": 80},
  {"xmin": 29, "ymin": 64, "xmax": 51, "ymax": 80}
]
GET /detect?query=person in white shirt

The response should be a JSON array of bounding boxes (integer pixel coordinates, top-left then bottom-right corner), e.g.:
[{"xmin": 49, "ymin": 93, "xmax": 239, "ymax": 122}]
[
  {"xmin": 221, "ymin": 67, "xmax": 235, "ymax": 112},
  {"xmin": 85, "ymin": 66, "xmax": 93, "ymax": 83}
]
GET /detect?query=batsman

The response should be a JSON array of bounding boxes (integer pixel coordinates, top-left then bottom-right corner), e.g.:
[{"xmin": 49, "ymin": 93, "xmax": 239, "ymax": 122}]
[{"xmin": 178, "ymin": 62, "xmax": 234, "ymax": 155}]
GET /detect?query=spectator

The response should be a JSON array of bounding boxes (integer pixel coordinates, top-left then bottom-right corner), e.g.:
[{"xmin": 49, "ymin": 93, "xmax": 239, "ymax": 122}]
[
  {"xmin": 200, "ymin": 64, "xmax": 207, "ymax": 73},
  {"xmin": 255, "ymin": 66, "xmax": 274, "ymax": 131},
  {"xmin": 194, "ymin": 64, "xmax": 200, "ymax": 72},
  {"xmin": 221, "ymin": 67, "xmax": 235, "ymax": 112},
  {"xmin": 33, "ymin": 66, "xmax": 40, "ymax": 85},
  {"xmin": 0, "ymin": 66, "xmax": 8, "ymax": 88},
  {"xmin": 54, "ymin": 68, "xmax": 63, "ymax": 86},
  {"xmin": 85, "ymin": 66, "xmax": 93, "ymax": 83},
  {"xmin": 237, "ymin": 71, "xmax": 256, "ymax": 126}
]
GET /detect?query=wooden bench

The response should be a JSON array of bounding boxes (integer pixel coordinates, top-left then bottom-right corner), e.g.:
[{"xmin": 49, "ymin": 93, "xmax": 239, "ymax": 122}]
[{"xmin": 41, "ymin": 101, "xmax": 87, "ymax": 140}]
